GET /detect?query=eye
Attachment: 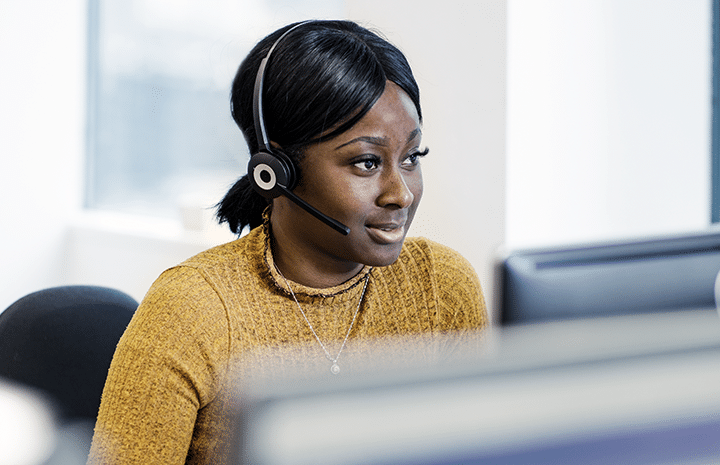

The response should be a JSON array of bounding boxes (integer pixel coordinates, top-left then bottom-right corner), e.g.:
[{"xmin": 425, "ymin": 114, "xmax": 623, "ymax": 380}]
[
  {"xmin": 353, "ymin": 156, "xmax": 380, "ymax": 172},
  {"xmin": 401, "ymin": 148, "xmax": 430, "ymax": 168}
]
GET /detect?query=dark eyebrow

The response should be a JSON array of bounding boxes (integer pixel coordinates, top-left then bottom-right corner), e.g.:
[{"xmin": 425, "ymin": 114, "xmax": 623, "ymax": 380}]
[
  {"xmin": 406, "ymin": 128, "xmax": 422, "ymax": 143},
  {"xmin": 335, "ymin": 136, "xmax": 388, "ymax": 150},
  {"xmin": 334, "ymin": 128, "xmax": 422, "ymax": 151}
]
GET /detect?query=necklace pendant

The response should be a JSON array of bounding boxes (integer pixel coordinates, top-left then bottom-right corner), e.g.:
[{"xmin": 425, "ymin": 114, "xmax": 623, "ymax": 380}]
[{"xmin": 276, "ymin": 265, "xmax": 370, "ymax": 379}]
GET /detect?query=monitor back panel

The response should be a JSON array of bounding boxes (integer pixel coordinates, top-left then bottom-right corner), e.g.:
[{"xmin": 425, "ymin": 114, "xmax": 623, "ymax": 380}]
[{"xmin": 498, "ymin": 231, "xmax": 720, "ymax": 324}]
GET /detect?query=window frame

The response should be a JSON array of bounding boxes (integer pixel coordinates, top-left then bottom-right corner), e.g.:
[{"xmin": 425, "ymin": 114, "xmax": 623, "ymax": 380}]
[{"xmin": 712, "ymin": 0, "xmax": 720, "ymax": 222}]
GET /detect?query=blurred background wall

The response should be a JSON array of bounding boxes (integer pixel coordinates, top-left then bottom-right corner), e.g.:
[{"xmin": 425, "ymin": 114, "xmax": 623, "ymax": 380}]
[{"xmin": 0, "ymin": 0, "xmax": 711, "ymax": 322}]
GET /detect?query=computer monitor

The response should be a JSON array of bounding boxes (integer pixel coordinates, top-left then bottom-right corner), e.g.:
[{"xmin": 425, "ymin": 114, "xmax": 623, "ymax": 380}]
[
  {"xmin": 230, "ymin": 310, "xmax": 720, "ymax": 465},
  {"xmin": 497, "ymin": 230, "xmax": 720, "ymax": 325}
]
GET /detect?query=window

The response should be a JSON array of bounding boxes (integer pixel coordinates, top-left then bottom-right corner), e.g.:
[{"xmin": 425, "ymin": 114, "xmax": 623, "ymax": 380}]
[{"xmin": 86, "ymin": 0, "xmax": 343, "ymax": 221}]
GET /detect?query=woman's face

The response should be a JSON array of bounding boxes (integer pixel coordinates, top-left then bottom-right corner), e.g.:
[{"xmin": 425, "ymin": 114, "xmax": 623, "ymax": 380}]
[{"xmin": 272, "ymin": 81, "xmax": 424, "ymax": 277}]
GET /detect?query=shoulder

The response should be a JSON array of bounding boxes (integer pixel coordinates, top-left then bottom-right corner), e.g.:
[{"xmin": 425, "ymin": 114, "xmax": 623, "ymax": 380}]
[
  {"xmin": 399, "ymin": 237, "xmax": 476, "ymax": 275},
  {"xmin": 390, "ymin": 236, "xmax": 483, "ymax": 299},
  {"xmin": 129, "ymin": 266, "xmax": 229, "ymax": 345},
  {"xmin": 128, "ymin": 232, "xmax": 262, "ymax": 343},
  {"xmin": 397, "ymin": 237, "xmax": 488, "ymax": 329},
  {"xmin": 131, "ymin": 226, "xmax": 268, "ymax": 338},
  {"xmin": 180, "ymin": 226, "xmax": 262, "ymax": 271}
]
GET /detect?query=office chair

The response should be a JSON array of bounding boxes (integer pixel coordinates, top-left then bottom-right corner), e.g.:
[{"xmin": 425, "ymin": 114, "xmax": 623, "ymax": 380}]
[{"xmin": 0, "ymin": 285, "xmax": 138, "ymax": 423}]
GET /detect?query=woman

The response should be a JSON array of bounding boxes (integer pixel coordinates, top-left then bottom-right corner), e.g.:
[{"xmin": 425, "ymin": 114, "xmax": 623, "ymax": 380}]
[{"xmin": 88, "ymin": 19, "xmax": 487, "ymax": 464}]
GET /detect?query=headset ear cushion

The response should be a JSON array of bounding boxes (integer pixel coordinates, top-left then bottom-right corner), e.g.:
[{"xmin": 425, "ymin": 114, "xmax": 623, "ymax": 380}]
[{"xmin": 247, "ymin": 151, "xmax": 295, "ymax": 199}]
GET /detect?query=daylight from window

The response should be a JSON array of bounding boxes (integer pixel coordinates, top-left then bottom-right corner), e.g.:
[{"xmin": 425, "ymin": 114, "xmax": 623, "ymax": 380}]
[{"xmin": 87, "ymin": 0, "xmax": 342, "ymax": 222}]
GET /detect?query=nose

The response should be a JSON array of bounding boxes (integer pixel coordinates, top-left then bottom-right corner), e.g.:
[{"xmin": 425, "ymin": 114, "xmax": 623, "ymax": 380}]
[{"xmin": 377, "ymin": 167, "xmax": 414, "ymax": 209}]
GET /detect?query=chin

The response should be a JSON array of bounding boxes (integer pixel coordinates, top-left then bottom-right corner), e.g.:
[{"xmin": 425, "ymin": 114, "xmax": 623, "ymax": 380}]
[{"xmin": 360, "ymin": 244, "xmax": 405, "ymax": 268}]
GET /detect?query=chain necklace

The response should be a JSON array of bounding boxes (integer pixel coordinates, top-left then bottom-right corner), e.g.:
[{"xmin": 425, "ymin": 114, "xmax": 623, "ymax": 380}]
[{"xmin": 276, "ymin": 266, "xmax": 371, "ymax": 375}]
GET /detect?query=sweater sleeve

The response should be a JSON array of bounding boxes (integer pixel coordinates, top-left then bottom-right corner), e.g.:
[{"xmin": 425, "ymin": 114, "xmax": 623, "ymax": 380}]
[{"xmin": 87, "ymin": 266, "xmax": 231, "ymax": 464}]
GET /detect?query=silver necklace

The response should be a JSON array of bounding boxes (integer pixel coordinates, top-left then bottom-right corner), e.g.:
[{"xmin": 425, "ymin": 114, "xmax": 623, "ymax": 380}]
[{"xmin": 276, "ymin": 267, "xmax": 371, "ymax": 375}]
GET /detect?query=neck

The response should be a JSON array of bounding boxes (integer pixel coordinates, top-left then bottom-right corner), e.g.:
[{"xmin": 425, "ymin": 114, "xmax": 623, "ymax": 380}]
[{"xmin": 270, "ymin": 220, "xmax": 364, "ymax": 289}]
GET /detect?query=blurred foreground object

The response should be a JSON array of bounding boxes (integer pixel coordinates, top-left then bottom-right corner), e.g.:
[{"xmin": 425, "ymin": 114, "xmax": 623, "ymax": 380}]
[
  {"xmin": 0, "ymin": 379, "xmax": 56, "ymax": 465},
  {"xmin": 231, "ymin": 310, "xmax": 720, "ymax": 464}
]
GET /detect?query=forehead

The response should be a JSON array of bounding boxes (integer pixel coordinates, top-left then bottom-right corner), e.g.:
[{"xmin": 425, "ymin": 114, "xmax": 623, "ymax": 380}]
[
  {"xmin": 346, "ymin": 82, "xmax": 420, "ymax": 138},
  {"xmin": 319, "ymin": 81, "xmax": 420, "ymax": 151},
  {"xmin": 298, "ymin": 82, "xmax": 421, "ymax": 166}
]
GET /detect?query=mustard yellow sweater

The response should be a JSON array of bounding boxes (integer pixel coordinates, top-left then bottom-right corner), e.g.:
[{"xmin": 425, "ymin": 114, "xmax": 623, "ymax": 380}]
[{"xmin": 87, "ymin": 225, "xmax": 487, "ymax": 464}]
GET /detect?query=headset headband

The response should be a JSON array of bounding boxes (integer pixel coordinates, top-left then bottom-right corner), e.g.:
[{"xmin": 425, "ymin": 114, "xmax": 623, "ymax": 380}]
[{"xmin": 252, "ymin": 21, "xmax": 313, "ymax": 154}]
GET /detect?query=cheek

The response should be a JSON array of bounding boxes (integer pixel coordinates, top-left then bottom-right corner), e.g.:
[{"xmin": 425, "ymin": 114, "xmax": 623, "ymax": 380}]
[
  {"xmin": 410, "ymin": 171, "xmax": 424, "ymax": 205},
  {"xmin": 297, "ymin": 171, "xmax": 365, "ymax": 215}
]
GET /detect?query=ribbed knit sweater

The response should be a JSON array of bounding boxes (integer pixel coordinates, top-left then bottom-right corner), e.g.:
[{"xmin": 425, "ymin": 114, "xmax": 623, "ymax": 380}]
[{"xmin": 87, "ymin": 224, "xmax": 487, "ymax": 464}]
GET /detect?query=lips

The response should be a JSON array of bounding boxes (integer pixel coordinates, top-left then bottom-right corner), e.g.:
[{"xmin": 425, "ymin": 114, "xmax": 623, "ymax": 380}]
[{"xmin": 365, "ymin": 221, "xmax": 407, "ymax": 244}]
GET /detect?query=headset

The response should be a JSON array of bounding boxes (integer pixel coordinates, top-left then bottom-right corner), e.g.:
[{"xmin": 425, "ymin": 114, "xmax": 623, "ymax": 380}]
[{"xmin": 247, "ymin": 21, "xmax": 350, "ymax": 235}]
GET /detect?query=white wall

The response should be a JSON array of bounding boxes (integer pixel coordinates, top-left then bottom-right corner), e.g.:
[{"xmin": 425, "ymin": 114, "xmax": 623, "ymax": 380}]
[
  {"xmin": 0, "ymin": 0, "xmax": 86, "ymax": 309},
  {"xmin": 507, "ymin": 0, "xmax": 712, "ymax": 249},
  {"xmin": 0, "ymin": 0, "xmax": 713, "ymax": 323}
]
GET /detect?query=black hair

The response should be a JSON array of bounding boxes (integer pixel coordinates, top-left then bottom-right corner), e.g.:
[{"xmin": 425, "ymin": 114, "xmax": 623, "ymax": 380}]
[{"xmin": 216, "ymin": 20, "xmax": 422, "ymax": 234}]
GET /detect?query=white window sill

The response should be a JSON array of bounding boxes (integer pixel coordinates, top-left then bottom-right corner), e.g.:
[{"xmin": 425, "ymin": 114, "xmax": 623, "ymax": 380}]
[
  {"xmin": 64, "ymin": 209, "xmax": 239, "ymax": 301},
  {"xmin": 71, "ymin": 208, "xmax": 239, "ymax": 248}
]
